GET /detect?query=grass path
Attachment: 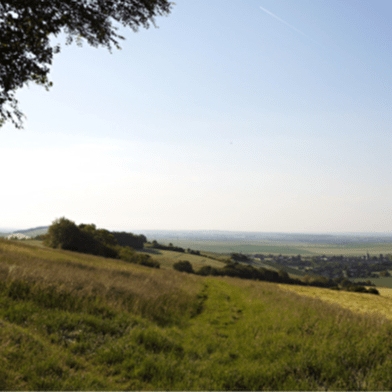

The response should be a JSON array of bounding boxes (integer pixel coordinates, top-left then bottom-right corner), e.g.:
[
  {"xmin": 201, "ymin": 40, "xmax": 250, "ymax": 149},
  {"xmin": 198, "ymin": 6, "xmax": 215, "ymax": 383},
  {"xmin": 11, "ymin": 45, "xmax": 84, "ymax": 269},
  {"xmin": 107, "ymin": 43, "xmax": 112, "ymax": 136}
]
[{"xmin": 157, "ymin": 277, "xmax": 392, "ymax": 390}]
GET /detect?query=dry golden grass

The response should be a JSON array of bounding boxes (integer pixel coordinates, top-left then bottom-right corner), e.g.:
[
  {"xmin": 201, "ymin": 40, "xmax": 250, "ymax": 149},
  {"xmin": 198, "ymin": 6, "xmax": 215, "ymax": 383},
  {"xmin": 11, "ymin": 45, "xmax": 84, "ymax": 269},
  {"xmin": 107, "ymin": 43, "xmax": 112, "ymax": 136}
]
[{"xmin": 277, "ymin": 283, "xmax": 392, "ymax": 321}]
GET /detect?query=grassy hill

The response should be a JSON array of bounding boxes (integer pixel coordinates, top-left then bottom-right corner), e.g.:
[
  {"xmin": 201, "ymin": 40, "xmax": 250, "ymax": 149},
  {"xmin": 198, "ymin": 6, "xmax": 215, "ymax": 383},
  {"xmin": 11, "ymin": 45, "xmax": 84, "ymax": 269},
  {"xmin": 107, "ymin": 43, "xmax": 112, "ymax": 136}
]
[
  {"xmin": 139, "ymin": 246, "xmax": 228, "ymax": 270},
  {"xmin": 0, "ymin": 226, "xmax": 49, "ymax": 238},
  {"xmin": 1, "ymin": 239, "xmax": 392, "ymax": 390}
]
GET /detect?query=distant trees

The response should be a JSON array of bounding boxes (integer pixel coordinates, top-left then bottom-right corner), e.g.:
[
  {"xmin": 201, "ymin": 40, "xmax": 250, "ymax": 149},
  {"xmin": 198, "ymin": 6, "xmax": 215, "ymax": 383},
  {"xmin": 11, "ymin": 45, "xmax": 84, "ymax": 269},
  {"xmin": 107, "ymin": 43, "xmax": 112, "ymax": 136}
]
[
  {"xmin": 187, "ymin": 248, "xmax": 201, "ymax": 256},
  {"xmin": 231, "ymin": 253, "xmax": 251, "ymax": 262},
  {"xmin": 111, "ymin": 231, "xmax": 147, "ymax": 250},
  {"xmin": 151, "ymin": 241, "xmax": 185, "ymax": 253},
  {"xmin": 33, "ymin": 234, "xmax": 48, "ymax": 241}
]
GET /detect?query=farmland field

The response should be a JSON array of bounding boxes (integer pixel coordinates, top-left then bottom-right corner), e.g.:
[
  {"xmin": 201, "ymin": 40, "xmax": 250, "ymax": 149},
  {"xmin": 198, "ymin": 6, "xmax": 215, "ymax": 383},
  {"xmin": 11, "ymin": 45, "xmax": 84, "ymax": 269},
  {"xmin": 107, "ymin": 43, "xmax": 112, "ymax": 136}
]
[
  {"xmin": 151, "ymin": 238, "xmax": 392, "ymax": 257},
  {"xmin": 352, "ymin": 276, "xmax": 392, "ymax": 289}
]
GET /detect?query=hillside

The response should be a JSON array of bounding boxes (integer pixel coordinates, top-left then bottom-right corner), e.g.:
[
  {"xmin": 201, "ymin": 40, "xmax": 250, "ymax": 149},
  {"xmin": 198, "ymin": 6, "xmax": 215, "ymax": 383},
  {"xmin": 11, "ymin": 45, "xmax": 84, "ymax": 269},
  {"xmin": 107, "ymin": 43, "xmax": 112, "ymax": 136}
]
[
  {"xmin": 0, "ymin": 226, "xmax": 49, "ymax": 238},
  {"xmin": 1, "ymin": 239, "xmax": 392, "ymax": 390},
  {"xmin": 139, "ymin": 246, "xmax": 227, "ymax": 270}
]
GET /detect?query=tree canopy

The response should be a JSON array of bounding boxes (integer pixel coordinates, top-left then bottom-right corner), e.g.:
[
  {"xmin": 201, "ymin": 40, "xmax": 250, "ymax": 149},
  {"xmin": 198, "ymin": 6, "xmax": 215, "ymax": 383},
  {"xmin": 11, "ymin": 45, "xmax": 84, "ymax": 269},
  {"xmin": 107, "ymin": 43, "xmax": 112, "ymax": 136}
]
[
  {"xmin": 0, "ymin": 0, "xmax": 173, "ymax": 128},
  {"xmin": 44, "ymin": 217, "xmax": 157, "ymax": 267}
]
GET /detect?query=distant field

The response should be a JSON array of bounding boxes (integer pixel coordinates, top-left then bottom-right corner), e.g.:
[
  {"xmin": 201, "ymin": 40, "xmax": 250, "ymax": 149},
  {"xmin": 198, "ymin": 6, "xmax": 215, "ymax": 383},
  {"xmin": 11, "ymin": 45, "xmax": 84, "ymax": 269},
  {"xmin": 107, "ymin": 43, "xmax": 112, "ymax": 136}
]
[
  {"xmin": 352, "ymin": 277, "xmax": 392, "ymax": 289},
  {"xmin": 6, "ymin": 237, "xmax": 392, "ymax": 257},
  {"xmin": 153, "ymin": 238, "xmax": 392, "ymax": 257}
]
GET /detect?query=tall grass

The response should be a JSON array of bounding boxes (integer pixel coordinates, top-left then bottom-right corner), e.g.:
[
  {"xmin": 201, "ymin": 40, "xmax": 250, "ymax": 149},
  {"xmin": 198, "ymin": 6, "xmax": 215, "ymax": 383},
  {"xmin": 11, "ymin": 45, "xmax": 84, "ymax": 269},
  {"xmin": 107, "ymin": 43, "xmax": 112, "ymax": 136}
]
[
  {"xmin": 2, "ymin": 239, "xmax": 392, "ymax": 390},
  {"xmin": 0, "ymin": 238, "xmax": 202, "ymax": 324}
]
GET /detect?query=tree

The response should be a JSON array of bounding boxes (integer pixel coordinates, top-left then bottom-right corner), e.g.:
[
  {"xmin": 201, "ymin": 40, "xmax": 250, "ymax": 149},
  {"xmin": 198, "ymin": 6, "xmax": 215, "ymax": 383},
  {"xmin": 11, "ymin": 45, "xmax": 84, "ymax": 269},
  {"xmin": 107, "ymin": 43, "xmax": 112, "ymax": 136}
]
[
  {"xmin": 111, "ymin": 231, "xmax": 147, "ymax": 249},
  {"xmin": 44, "ymin": 217, "xmax": 83, "ymax": 250},
  {"xmin": 0, "ymin": 0, "xmax": 173, "ymax": 128},
  {"xmin": 45, "ymin": 217, "xmax": 118, "ymax": 257}
]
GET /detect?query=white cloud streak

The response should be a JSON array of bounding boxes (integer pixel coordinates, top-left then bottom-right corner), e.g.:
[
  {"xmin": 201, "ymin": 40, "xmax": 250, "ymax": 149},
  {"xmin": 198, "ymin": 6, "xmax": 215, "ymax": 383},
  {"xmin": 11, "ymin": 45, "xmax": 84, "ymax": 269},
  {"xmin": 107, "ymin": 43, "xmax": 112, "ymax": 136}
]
[{"xmin": 259, "ymin": 5, "xmax": 321, "ymax": 46}]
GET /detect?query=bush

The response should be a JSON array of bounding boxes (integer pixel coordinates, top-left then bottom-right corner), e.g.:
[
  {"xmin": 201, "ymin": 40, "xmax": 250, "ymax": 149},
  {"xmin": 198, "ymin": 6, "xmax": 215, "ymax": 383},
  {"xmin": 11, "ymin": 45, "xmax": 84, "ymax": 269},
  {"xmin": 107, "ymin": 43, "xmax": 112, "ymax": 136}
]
[
  {"xmin": 367, "ymin": 287, "xmax": 380, "ymax": 295},
  {"xmin": 118, "ymin": 246, "xmax": 137, "ymax": 262},
  {"xmin": 173, "ymin": 261, "xmax": 194, "ymax": 273},
  {"xmin": 196, "ymin": 265, "xmax": 220, "ymax": 276},
  {"xmin": 137, "ymin": 254, "xmax": 160, "ymax": 269},
  {"xmin": 278, "ymin": 269, "xmax": 289, "ymax": 280},
  {"xmin": 347, "ymin": 285, "xmax": 368, "ymax": 293},
  {"xmin": 119, "ymin": 247, "xmax": 159, "ymax": 268}
]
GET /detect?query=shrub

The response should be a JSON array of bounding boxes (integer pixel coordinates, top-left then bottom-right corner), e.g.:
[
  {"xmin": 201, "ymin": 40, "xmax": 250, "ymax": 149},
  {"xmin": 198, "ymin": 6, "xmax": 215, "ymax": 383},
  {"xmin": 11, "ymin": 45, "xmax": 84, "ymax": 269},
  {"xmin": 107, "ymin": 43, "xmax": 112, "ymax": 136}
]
[
  {"xmin": 119, "ymin": 247, "xmax": 159, "ymax": 268},
  {"xmin": 173, "ymin": 261, "xmax": 194, "ymax": 273},
  {"xmin": 347, "ymin": 285, "xmax": 368, "ymax": 293},
  {"xmin": 137, "ymin": 255, "xmax": 160, "ymax": 269},
  {"xmin": 278, "ymin": 269, "xmax": 289, "ymax": 280},
  {"xmin": 196, "ymin": 265, "xmax": 220, "ymax": 276}
]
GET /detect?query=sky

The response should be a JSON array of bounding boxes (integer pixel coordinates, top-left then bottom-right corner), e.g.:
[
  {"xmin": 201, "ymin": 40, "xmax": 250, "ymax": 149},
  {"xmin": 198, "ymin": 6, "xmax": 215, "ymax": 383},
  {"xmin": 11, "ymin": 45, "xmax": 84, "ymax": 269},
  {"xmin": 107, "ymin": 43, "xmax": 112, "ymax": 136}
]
[{"xmin": 1, "ymin": 0, "xmax": 391, "ymax": 233}]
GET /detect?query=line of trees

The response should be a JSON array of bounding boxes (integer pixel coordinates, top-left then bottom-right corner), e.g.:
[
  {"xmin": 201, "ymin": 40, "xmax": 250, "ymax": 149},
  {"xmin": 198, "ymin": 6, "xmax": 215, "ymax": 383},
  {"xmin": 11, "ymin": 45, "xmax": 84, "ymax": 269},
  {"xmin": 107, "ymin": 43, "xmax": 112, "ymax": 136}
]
[
  {"xmin": 43, "ymin": 217, "xmax": 158, "ymax": 268},
  {"xmin": 151, "ymin": 241, "xmax": 186, "ymax": 253}
]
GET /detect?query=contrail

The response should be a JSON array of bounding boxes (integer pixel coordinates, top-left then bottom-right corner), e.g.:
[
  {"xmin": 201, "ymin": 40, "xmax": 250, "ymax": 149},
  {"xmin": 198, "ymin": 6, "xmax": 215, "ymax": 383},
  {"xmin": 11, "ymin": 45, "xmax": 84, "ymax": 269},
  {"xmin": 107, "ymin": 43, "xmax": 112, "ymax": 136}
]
[{"xmin": 259, "ymin": 5, "xmax": 321, "ymax": 46}]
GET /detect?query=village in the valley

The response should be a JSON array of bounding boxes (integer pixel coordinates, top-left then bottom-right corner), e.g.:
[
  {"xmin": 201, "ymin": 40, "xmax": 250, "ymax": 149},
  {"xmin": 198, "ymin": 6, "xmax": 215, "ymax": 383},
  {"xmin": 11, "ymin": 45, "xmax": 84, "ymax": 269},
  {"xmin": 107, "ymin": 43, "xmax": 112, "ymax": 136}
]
[{"xmin": 250, "ymin": 253, "xmax": 392, "ymax": 280}]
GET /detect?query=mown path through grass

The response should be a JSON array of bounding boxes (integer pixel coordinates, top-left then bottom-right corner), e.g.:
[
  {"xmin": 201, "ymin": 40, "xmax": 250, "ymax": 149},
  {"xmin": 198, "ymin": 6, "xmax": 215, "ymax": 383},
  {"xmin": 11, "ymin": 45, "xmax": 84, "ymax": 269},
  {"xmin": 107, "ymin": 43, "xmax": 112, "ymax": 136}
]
[{"xmin": 150, "ymin": 277, "xmax": 392, "ymax": 390}]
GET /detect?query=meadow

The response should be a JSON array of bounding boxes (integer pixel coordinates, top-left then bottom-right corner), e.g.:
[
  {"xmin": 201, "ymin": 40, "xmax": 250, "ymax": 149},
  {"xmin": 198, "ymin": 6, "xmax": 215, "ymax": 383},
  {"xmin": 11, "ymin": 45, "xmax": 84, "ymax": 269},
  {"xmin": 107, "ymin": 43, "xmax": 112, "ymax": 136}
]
[
  {"xmin": 2, "ymin": 239, "xmax": 392, "ymax": 390},
  {"xmin": 151, "ymin": 238, "xmax": 392, "ymax": 256},
  {"xmin": 139, "ymin": 247, "xmax": 227, "ymax": 270}
]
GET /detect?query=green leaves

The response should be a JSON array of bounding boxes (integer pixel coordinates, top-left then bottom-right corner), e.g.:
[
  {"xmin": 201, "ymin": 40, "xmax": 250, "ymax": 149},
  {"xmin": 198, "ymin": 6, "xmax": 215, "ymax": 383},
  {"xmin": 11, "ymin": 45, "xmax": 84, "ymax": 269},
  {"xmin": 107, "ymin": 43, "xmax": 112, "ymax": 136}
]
[{"xmin": 0, "ymin": 0, "xmax": 173, "ymax": 128}]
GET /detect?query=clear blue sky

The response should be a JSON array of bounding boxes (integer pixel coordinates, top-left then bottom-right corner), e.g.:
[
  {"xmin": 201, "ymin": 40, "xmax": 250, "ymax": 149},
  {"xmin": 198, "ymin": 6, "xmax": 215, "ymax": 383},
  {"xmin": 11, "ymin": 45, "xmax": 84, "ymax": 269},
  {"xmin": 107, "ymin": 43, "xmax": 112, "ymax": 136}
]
[{"xmin": 1, "ymin": 0, "xmax": 391, "ymax": 233}]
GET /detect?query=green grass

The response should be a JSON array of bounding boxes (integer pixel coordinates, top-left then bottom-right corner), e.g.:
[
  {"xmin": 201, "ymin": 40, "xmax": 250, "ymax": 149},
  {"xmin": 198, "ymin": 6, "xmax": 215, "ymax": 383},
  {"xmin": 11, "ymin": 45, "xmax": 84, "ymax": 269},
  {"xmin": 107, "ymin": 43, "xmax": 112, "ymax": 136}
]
[
  {"xmin": 2, "ymin": 239, "xmax": 392, "ymax": 390},
  {"xmin": 22, "ymin": 239, "xmax": 46, "ymax": 247}
]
